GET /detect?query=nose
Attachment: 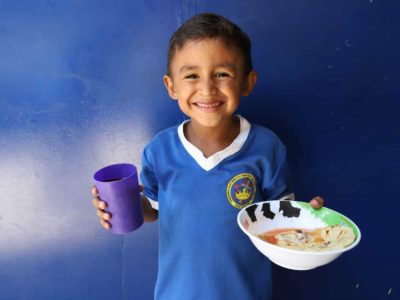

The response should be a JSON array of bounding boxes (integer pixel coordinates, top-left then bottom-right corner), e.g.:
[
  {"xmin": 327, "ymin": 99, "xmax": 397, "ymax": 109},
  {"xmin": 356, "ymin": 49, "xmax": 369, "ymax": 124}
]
[{"xmin": 198, "ymin": 77, "xmax": 217, "ymax": 96}]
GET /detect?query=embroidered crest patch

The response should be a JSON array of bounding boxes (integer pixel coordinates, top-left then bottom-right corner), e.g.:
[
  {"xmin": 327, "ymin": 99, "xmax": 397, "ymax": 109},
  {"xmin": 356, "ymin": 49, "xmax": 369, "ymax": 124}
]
[{"xmin": 226, "ymin": 173, "xmax": 256, "ymax": 209}]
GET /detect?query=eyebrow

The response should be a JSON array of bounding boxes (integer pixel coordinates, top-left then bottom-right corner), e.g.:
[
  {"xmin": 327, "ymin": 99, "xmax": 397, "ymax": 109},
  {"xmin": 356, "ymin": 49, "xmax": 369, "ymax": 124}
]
[
  {"xmin": 179, "ymin": 65, "xmax": 197, "ymax": 73},
  {"xmin": 178, "ymin": 63, "xmax": 237, "ymax": 74}
]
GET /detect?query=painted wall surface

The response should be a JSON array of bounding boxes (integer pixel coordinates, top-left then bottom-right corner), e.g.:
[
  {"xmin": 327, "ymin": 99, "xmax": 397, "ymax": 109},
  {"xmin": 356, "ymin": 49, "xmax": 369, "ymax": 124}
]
[{"xmin": 0, "ymin": 1, "xmax": 399, "ymax": 299}]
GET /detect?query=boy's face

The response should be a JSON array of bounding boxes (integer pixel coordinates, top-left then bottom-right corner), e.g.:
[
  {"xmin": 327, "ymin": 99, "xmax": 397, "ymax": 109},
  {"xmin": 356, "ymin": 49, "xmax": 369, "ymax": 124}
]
[{"xmin": 164, "ymin": 38, "xmax": 257, "ymax": 129}]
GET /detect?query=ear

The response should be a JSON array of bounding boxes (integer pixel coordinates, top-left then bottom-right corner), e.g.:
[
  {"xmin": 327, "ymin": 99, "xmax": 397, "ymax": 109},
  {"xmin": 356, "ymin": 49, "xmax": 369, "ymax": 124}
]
[
  {"xmin": 163, "ymin": 75, "xmax": 178, "ymax": 100},
  {"xmin": 241, "ymin": 70, "xmax": 257, "ymax": 96}
]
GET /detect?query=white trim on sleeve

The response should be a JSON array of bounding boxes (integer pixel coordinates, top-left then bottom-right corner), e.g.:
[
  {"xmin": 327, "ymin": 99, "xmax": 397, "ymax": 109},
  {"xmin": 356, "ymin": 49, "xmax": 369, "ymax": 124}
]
[
  {"xmin": 277, "ymin": 193, "xmax": 295, "ymax": 201},
  {"xmin": 148, "ymin": 198, "xmax": 159, "ymax": 210},
  {"xmin": 141, "ymin": 193, "xmax": 158, "ymax": 210}
]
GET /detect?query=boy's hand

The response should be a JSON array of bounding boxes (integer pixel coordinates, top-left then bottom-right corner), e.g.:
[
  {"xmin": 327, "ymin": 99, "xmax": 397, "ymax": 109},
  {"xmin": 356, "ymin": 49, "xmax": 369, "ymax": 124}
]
[
  {"xmin": 91, "ymin": 185, "xmax": 112, "ymax": 230},
  {"xmin": 91, "ymin": 185, "xmax": 148, "ymax": 229},
  {"xmin": 309, "ymin": 196, "xmax": 324, "ymax": 209}
]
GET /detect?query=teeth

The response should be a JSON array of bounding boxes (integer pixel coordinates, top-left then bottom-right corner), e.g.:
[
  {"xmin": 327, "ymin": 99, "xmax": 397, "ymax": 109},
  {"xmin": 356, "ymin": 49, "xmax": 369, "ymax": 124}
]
[{"xmin": 196, "ymin": 102, "xmax": 220, "ymax": 108}]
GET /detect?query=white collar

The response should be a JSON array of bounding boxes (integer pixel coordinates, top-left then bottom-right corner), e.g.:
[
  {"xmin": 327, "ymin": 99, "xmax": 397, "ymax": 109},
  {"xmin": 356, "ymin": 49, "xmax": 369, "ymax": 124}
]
[{"xmin": 177, "ymin": 115, "xmax": 251, "ymax": 171}]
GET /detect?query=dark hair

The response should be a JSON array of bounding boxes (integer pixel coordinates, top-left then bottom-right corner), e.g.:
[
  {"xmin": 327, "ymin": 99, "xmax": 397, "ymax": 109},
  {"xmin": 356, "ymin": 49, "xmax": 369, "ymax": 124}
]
[{"xmin": 167, "ymin": 13, "xmax": 253, "ymax": 76}]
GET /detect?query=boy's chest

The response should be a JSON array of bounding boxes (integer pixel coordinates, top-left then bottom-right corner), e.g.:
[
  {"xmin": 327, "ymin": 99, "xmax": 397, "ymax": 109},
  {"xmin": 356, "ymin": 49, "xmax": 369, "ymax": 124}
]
[{"xmin": 157, "ymin": 161, "xmax": 266, "ymax": 222}]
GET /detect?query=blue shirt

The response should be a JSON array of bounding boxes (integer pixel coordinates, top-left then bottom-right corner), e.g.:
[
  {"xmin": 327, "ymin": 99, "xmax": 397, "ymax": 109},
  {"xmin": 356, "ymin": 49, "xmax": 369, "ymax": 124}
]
[{"xmin": 141, "ymin": 116, "xmax": 291, "ymax": 300}]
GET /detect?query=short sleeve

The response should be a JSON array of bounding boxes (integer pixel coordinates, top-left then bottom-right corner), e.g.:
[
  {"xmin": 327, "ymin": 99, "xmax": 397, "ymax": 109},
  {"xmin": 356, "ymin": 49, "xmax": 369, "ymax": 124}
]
[
  {"xmin": 140, "ymin": 147, "xmax": 159, "ymax": 208},
  {"xmin": 262, "ymin": 146, "xmax": 293, "ymax": 200}
]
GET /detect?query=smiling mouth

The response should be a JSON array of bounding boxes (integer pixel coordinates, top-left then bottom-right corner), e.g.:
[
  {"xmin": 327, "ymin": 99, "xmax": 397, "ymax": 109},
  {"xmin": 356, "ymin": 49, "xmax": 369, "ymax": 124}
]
[{"xmin": 194, "ymin": 102, "xmax": 223, "ymax": 111}]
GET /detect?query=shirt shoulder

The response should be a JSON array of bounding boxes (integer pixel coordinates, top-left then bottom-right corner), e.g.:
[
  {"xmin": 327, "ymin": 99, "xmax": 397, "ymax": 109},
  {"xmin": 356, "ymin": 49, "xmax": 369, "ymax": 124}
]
[
  {"xmin": 247, "ymin": 123, "xmax": 286, "ymax": 155},
  {"xmin": 144, "ymin": 125, "xmax": 179, "ymax": 153}
]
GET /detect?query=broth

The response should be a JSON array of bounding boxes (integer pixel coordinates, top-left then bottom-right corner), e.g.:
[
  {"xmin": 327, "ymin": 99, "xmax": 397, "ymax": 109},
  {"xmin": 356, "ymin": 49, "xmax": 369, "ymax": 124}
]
[{"xmin": 258, "ymin": 225, "xmax": 355, "ymax": 251}]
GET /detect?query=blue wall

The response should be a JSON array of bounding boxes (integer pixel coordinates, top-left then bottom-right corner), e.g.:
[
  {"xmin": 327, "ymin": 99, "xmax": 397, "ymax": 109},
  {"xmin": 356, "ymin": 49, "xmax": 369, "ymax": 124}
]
[{"xmin": 0, "ymin": 1, "xmax": 399, "ymax": 299}]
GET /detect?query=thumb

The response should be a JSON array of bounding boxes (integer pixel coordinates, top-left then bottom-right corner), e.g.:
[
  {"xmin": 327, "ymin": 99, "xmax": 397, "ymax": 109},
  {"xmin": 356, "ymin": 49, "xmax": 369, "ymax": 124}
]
[{"xmin": 310, "ymin": 196, "xmax": 324, "ymax": 209}]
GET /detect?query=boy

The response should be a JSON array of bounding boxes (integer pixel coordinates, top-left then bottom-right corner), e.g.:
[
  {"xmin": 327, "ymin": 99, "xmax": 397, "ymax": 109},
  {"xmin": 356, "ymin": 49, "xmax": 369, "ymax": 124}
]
[{"xmin": 92, "ymin": 13, "xmax": 324, "ymax": 300}]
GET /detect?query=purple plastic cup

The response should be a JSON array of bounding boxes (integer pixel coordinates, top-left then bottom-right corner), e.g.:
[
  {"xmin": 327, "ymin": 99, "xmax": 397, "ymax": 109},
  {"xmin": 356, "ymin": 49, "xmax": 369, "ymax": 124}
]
[{"xmin": 93, "ymin": 163, "xmax": 143, "ymax": 234}]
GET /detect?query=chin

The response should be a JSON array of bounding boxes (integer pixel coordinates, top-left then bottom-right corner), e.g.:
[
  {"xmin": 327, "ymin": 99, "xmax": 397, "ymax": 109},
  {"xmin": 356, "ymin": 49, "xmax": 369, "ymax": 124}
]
[{"xmin": 193, "ymin": 115, "xmax": 230, "ymax": 128}]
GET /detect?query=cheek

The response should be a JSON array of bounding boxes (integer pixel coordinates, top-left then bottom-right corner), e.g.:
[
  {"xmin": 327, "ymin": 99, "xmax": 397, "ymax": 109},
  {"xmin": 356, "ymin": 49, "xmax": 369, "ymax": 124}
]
[
  {"xmin": 175, "ymin": 82, "xmax": 195, "ymax": 95},
  {"xmin": 177, "ymin": 100, "xmax": 191, "ymax": 114},
  {"xmin": 218, "ymin": 81, "xmax": 241, "ymax": 94}
]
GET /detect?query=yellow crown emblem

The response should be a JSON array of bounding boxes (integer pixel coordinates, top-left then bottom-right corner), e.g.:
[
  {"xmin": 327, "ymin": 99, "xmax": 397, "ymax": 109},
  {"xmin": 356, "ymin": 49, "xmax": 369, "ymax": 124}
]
[
  {"xmin": 235, "ymin": 188, "xmax": 251, "ymax": 201},
  {"xmin": 227, "ymin": 173, "xmax": 256, "ymax": 209}
]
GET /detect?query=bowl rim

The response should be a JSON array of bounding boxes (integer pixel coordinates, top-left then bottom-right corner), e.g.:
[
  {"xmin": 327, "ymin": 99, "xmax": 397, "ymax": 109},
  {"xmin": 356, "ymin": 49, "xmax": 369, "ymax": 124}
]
[{"xmin": 237, "ymin": 200, "xmax": 362, "ymax": 256}]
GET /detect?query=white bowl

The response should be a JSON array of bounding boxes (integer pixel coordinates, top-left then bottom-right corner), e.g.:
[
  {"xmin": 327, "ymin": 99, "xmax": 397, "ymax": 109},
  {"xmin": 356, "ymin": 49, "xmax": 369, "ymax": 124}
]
[{"xmin": 237, "ymin": 200, "xmax": 361, "ymax": 270}]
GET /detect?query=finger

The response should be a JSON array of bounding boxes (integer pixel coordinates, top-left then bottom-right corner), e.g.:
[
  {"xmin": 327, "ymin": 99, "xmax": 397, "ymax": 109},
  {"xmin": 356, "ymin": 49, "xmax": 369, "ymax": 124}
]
[
  {"xmin": 139, "ymin": 185, "xmax": 144, "ymax": 192},
  {"xmin": 98, "ymin": 200, "xmax": 107, "ymax": 210},
  {"xmin": 96, "ymin": 209, "xmax": 104, "ymax": 218},
  {"xmin": 92, "ymin": 197, "xmax": 100, "ymax": 208},
  {"xmin": 310, "ymin": 196, "xmax": 324, "ymax": 209},
  {"xmin": 103, "ymin": 212, "xmax": 111, "ymax": 221},
  {"xmin": 97, "ymin": 209, "xmax": 112, "ymax": 221},
  {"xmin": 91, "ymin": 185, "xmax": 98, "ymax": 196},
  {"xmin": 314, "ymin": 196, "xmax": 324, "ymax": 207},
  {"xmin": 101, "ymin": 219, "xmax": 111, "ymax": 230},
  {"xmin": 92, "ymin": 196, "xmax": 107, "ymax": 209},
  {"xmin": 310, "ymin": 199, "xmax": 319, "ymax": 208}
]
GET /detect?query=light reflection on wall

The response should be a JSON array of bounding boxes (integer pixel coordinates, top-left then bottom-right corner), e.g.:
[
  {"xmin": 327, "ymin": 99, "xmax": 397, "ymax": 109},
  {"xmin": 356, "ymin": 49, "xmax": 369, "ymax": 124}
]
[{"xmin": 0, "ymin": 114, "xmax": 154, "ymax": 258}]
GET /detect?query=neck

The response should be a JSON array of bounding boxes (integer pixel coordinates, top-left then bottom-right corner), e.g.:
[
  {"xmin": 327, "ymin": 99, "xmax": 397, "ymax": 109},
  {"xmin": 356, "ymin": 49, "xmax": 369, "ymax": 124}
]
[{"xmin": 184, "ymin": 116, "xmax": 240, "ymax": 157}]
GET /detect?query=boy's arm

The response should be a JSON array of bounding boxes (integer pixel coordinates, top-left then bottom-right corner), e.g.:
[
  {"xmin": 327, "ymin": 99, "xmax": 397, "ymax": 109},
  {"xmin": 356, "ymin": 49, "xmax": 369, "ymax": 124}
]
[{"xmin": 261, "ymin": 143, "xmax": 324, "ymax": 209}]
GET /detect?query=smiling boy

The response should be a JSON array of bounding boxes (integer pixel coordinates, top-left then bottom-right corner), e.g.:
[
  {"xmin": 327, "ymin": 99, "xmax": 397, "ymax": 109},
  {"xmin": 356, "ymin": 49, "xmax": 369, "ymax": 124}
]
[
  {"xmin": 92, "ymin": 13, "xmax": 323, "ymax": 300},
  {"xmin": 163, "ymin": 37, "xmax": 257, "ymax": 158}
]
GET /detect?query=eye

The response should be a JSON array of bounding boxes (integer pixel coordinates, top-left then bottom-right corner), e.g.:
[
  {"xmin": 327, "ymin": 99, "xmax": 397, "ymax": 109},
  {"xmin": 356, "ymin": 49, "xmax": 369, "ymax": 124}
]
[
  {"xmin": 184, "ymin": 74, "xmax": 198, "ymax": 79},
  {"xmin": 215, "ymin": 72, "xmax": 230, "ymax": 78}
]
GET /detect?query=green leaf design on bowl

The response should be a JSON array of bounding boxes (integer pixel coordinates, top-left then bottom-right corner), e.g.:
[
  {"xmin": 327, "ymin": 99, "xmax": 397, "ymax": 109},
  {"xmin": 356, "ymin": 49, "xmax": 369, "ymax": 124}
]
[{"xmin": 297, "ymin": 202, "xmax": 359, "ymax": 238}]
